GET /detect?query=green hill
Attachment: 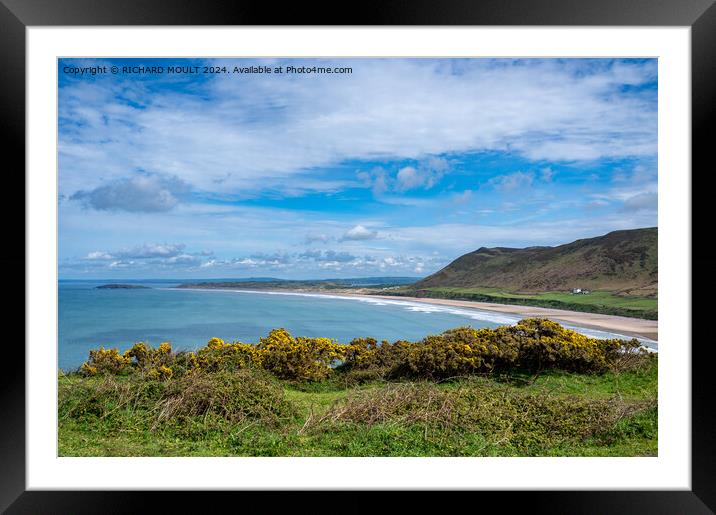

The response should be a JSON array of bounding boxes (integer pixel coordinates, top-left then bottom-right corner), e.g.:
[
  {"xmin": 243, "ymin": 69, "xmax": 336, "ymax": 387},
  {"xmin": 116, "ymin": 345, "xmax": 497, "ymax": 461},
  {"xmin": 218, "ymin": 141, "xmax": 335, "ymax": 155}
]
[
  {"xmin": 416, "ymin": 228, "xmax": 657, "ymax": 296},
  {"xmin": 391, "ymin": 228, "xmax": 658, "ymax": 320}
]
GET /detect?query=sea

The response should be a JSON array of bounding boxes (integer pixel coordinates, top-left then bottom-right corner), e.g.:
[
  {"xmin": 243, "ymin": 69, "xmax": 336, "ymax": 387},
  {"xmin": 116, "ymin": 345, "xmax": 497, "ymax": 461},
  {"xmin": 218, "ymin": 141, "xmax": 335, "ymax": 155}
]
[{"xmin": 58, "ymin": 279, "xmax": 657, "ymax": 371}]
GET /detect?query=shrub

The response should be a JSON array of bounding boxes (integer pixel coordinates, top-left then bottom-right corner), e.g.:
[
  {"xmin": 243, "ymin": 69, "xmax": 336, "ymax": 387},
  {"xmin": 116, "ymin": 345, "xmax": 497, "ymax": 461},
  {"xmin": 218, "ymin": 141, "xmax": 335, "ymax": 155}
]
[
  {"xmin": 340, "ymin": 337, "xmax": 411, "ymax": 376},
  {"xmin": 123, "ymin": 341, "xmax": 176, "ymax": 380},
  {"xmin": 255, "ymin": 329, "xmax": 344, "ymax": 381},
  {"xmin": 76, "ymin": 319, "xmax": 649, "ymax": 383},
  {"xmin": 80, "ymin": 347, "xmax": 131, "ymax": 376},
  {"xmin": 59, "ymin": 368, "xmax": 296, "ymax": 435},
  {"xmin": 59, "ymin": 374, "xmax": 165, "ymax": 425},
  {"xmin": 191, "ymin": 337, "xmax": 258, "ymax": 373},
  {"xmin": 337, "ymin": 320, "xmax": 649, "ymax": 380},
  {"xmin": 170, "ymin": 351, "xmax": 196, "ymax": 376},
  {"xmin": 336, "ymin": 366, "xmax": 393, "ymax": 387},
  {"xmin": 506, "ymin": 318, "xmax": 646, "ymax": 373},
  {"xmin": 147, "ymin": 365, "xmax": 174, "ymax": 381},
  {"xmin": 309, "ymin": 382, "xmax": 459, "ymax": 429},
  {"xmin": 154, "ymin": 369, "xmax": 296, "ymax": 432},
  {"xmin": 398, "ymin": 326, "xmax": 519, "ymax": 379}
]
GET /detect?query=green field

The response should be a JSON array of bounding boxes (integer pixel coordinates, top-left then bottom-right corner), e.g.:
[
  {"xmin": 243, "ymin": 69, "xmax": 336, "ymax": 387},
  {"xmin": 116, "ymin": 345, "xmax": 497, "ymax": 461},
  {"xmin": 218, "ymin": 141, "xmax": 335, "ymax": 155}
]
[
  {"xmin": 58, "ymin": 358, "xmax": 657, "ymax": 457},
  {"xmin": 390, "ymin": 287, "xmax": 657, "ymax": 320}
]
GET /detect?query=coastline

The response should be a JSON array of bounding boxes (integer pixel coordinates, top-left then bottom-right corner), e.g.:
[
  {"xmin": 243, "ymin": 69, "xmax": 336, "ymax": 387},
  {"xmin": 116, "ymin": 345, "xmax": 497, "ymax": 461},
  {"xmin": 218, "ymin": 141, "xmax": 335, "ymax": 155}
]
[
  {"xmin": 356, "ymin": 293, "xmax": 658, "ymax": 342},
  {"xmin": 174, "ymin": 286, "xmax": 658, "ymax": 342}
]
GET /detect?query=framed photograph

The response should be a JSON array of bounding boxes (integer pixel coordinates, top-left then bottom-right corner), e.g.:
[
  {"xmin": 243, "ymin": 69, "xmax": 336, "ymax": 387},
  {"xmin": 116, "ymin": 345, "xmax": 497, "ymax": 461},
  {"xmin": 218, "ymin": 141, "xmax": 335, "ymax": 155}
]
[{"xmin": 5, "ymin": 0, "xmax": 714, "ymax": 512}]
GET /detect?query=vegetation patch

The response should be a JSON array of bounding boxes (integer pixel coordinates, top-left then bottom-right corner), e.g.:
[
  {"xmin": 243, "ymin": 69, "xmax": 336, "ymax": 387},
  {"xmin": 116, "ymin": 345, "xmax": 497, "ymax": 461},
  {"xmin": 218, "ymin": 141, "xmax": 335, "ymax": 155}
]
[
  {"xmin": 155, "ymin": 369, "xmax": 296, "ymax": 433},
  {"xmin": 59, "ymin": 319, "xmax": 657, "ymax": 457},
  {"xmin": 303, "ymin": 381, "xmax": 655, "ymax": 453}
]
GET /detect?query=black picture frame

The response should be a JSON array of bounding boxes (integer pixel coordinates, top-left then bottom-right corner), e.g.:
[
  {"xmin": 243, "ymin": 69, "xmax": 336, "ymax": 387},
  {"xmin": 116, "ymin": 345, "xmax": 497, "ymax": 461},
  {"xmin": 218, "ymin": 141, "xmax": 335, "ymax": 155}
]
[{"xmin": 2, "ymin": 1, "xmax": 714, "ymax": 512}]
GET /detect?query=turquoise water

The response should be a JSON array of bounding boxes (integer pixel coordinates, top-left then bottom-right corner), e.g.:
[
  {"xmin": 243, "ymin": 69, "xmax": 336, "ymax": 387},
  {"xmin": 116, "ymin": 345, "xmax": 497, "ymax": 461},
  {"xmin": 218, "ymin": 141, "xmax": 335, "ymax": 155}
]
[{"xmin": 58, "ymin": 280, "xmax": 654, "ymax": 371}]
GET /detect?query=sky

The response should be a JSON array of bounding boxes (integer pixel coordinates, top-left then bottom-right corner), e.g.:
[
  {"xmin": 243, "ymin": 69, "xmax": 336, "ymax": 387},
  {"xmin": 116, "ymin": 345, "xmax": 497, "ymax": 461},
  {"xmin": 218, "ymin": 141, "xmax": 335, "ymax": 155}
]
[{"xmin": 58, "ymin": 58, "xmax": 658, "ymax": 280}]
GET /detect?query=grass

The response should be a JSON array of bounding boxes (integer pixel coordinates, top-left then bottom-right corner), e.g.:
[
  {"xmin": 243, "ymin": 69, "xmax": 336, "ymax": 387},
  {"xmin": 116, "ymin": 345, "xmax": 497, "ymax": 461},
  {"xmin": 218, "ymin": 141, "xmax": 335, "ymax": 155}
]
[
  {"xmin": 388, "ymin": 287, "xmax": 657, "ymax": 320},
  {"xmin": 58, "ymin": 356, "xmax": 657, "ymax": 457}
]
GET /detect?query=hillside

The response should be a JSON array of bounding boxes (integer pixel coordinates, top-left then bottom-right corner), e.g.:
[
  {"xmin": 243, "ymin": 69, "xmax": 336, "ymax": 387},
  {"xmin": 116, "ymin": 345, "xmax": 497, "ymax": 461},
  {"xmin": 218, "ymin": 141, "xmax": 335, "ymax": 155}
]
[{"xmin": 415, "ymin": 228, "xmax": 657, "ymax": 297}]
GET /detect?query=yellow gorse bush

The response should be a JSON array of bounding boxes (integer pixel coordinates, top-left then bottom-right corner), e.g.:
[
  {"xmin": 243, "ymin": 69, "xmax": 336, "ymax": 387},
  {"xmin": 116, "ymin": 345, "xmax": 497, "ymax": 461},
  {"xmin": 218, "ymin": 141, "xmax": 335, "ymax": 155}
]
[
  {"xmin": 191, "ymin": 337, "xmax": 258, "ymax": 372},
  {"xmin": 255, "ymin": 329, "xmax": 344, "ymax": 381},
  {"xmin": 79, "ymin": 319, "xmax": 647, "ymax": 382},
  {"xmin": 146, "ymin": 365, "xmax": 173, "ymax": 381},
  {"xmin": 81, "ymin": 341, "xmax": 176, "ymax": 380},
  {"xmin": 507, "ymin": 318, "xmax": 641, "ymax": 373},
  {"xmin": 343, "ymin": 337, "xmax": 412, "ymax": 374},
  {"xmin": 80, "ymin": 347, "xmax": 131, "ymax": 376},
  {"xmin": 124, "ymin": 341, "xmax": 175, "ymax": 379},
  {"xmin": 401, "ymin": 326, "xmax": 518, "ymax": 378}
]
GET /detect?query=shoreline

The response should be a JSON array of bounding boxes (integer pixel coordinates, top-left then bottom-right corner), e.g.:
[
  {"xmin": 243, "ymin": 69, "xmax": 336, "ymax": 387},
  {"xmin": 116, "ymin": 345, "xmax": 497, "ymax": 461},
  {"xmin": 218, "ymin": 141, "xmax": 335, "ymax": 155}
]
[
  {"xmin": 173, "ymin": 286, "xmax": 658, "ymax": 342},
  {"xmin": 356, "ymin": 293, "xmax": 658, "ymax": 342}
]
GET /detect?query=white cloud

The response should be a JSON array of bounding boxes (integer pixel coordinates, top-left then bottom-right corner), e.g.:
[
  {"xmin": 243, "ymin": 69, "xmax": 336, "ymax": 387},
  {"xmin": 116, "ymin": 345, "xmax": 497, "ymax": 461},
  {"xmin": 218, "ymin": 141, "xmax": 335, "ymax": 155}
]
[
  {"xmin": 394, "ymin": 157, "xmax": 450, "ymax": 192},
  {"xmin": 248, "ymin": 252, "xmax": 292, "ymax": 266},
  {"xmin": 341, "ymin": 225, "xmax": 378, "ymax": 241},
  {"xmin": 357, "ymin": 168, "xmax": 390, "ymax": 196},
  {"xmin": 85, "ymin": 251, "xmax": 113, "ymax": 260},
  {"xmin": 485, "ymin": 168, "xmax": 559, "ymax": 192},
  {"xmin": 59, "ymin": 58, "xmax": 657, "ymax": 201},
  {"xmin": 359, "ymin": 158, "xmax": 452, "ymax": 196},
  {"xmin": 621, "ymin": 192, "xmax": 658, "ymax": 212},
  {"xmin": 396, "ymin": 166, "xmax": 420, "ymax": 190},
  {"xmin": 108, "ymin": 260, "xmax": 134, "ymax": 268},
  {"xmin": 71, "ymin": 174, "xmax": 189, "ymax": 212},
  {"xmin": 81, "ymin": 242, "xmax": 205, "ymax": 269},
  {"xmin": 162, "ymin": 254, "xmax": 201, "ymax": 266},
  {"xmin": 115, "ymin": 243, "xmax": 186, "ymax": 259}
]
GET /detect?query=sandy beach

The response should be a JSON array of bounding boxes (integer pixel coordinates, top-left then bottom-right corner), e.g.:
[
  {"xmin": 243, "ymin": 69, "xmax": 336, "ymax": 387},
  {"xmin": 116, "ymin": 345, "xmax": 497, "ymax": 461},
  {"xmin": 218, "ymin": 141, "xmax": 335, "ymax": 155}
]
[{"xmin": 337, "ymin": 292, "xmax": 659, "ymax": 342}]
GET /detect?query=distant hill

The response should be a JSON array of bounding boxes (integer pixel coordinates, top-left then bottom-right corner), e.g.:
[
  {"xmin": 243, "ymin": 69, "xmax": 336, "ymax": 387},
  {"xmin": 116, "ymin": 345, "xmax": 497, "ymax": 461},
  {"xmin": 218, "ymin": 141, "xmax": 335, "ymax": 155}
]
[{"xmin": 414, "ymin": 228, "xmax": 657, "ymax": 297}]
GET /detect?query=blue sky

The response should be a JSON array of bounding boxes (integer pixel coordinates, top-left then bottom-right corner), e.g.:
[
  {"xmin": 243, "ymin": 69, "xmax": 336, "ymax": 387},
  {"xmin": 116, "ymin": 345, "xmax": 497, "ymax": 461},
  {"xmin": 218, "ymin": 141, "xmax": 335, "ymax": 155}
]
[{"xmin": 58, "ymin": 58, "xmax": 657, "ymax": 279}]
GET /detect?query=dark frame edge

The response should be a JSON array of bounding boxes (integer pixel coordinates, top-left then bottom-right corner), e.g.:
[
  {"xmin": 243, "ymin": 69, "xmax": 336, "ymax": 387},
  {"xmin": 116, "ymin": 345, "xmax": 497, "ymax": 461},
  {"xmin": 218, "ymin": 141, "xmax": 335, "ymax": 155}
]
[
  {"xmin": 0, "ymin": 1, "xmax": 26, "ymax": 513},
  {"xmin": 691, "ymin": 0, "xmax": 716, "ymax": 512},
  {"xmin": 4, "ymin": 0, "xmax": 715, "ymax": 513}
]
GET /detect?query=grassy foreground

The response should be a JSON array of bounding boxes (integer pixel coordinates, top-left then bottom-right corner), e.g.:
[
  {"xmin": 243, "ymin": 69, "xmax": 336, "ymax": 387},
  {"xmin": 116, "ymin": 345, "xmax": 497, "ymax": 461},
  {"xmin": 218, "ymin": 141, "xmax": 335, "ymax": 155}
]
[
  {"xmin": 59, "ymin": 361, "xmax": 657, "ymax": 457},
  {"xmin": 58, "ymin": 319, "xmax": 657, "ymax": 457},
  {"xmin": 388, "ymin": 287, "xmax": 658, "ymax": 320}
]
